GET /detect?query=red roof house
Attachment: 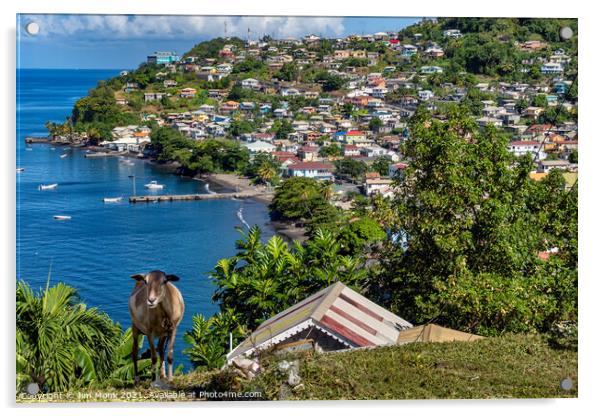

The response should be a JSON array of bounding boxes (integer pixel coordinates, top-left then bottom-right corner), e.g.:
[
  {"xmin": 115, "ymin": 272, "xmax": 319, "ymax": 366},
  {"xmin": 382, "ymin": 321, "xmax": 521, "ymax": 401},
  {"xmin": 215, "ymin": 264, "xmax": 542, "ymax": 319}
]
[{"xmin": 227, "ymin": 282, "xmax": 413, "ymax": 362}]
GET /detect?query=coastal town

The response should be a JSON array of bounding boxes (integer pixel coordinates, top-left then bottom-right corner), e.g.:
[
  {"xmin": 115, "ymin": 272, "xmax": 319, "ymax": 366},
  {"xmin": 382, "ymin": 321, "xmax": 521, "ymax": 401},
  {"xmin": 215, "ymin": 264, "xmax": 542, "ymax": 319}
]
[
  {"xmin": 43, "ymin": 18, "xmax": 578, "ymax": 202},
  {"xmin": 19, "ymin": 17, "xmax": 578, "ymax": 401}
]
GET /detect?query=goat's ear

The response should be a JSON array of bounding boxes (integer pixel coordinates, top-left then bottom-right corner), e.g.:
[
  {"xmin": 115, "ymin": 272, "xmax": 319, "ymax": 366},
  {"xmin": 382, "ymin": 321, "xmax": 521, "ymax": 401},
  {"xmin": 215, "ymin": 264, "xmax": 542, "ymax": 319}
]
[
  {"xmin": 131, "ymin": 274, "xmax": 145, "ymax": 281},
  {"xmin": 166, "ymin": 274, "xmax": 180, "ymax": 282}
]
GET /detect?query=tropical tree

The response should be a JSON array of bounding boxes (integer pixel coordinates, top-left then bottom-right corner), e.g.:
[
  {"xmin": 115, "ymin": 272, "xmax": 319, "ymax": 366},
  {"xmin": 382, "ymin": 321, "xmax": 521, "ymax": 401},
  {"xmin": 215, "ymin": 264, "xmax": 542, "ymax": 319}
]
[
  {"xmin": 16, "ymin": 280, "xmax": 121, "ymax": 392},
  {"xmin": 370, "ymin": 156, "xmax": 391, "ymax": 177},
  {"xmin": 269, "ymin": 177, "xmax": 331, "ymax": 222},
  {"xmin": 208, "ymin": 226, "xmax": 368, "ymax": 332},
  {"xmin": 372, "ymin": 107, "xmax": 578, "ymax": 335},
  {"xmin": 183, "ymin": 311, "xmax": 247, "ymax": 370}
]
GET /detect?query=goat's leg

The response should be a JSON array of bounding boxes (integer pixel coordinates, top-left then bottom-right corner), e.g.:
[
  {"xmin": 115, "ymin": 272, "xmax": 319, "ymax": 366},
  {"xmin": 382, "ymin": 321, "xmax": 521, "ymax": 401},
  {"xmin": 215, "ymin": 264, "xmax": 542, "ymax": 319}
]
[
  {"xmin": 158, "ymin": 336, "xmax": 167, "ymax": 380},
  {"xmin": 167, "ymin": 328, "xmax": 177, "ymax": 382},
  {"xmin": 131, "ymin": 326, "xmax": 140, "ymax": 385},
  {"xmin": 148, "ymin": 334, "xmax": 158, "ymax": 382}
]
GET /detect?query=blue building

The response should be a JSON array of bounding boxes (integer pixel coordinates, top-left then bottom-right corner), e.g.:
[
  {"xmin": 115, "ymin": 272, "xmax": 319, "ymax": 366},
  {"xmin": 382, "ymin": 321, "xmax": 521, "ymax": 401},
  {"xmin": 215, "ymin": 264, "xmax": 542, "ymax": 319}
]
[{"xmin": 147, "ymin": 51, "xmax": 180, "ymax": 65}]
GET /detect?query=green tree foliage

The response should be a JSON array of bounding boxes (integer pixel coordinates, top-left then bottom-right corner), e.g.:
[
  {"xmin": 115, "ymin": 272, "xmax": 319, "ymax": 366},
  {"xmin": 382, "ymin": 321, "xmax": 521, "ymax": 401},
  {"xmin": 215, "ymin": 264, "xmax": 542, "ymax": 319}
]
[
  {"xmin": 271, "ymin": 119, "xmax": 295, "ymax": 140},
  {"xmin": 318, "ymin": 143, "xmax": 343, "ymax": 158},
  {"xmin": 338, "ymin": 217, "xmax": 387, "ymax": 256},
  {"xmin": 335, "ymin": 158, "xmax": 368, "ymax": 181},
  {"xmin": 315, "ymin": 71, "xmax": 345, "ymax": 91},
  {"xmin": 209, "ymin": 227, "xmax": 367, "ymax": 329},
  {"xmin": 185, "ymin": 37, "xmax": 246, "ymax": 60},
  {"xmin": 369, "ymin": 117, "xmax": 383, "ymax": 133},
  {"xmin": 232, "ymin": 58, "xmax": 266, "ymax": 74},
  {"xmin": 446, "ymin": 33, "xmax": 520, "ymax": 76},
  {"xmin": 16, "ymin": 280, "xmax": 121, "ymax": 392},
  {"xmin": 370, "ymin": 108, "xmax": 577, "ymax": 336},
  {"xmin": 370, "ymin": 156, "xmax": 391, "ymax": 177},
  {"xmin": 70, "ymin": 84, "xmax": 138, "ymax": 139},
  {"xmin": 274, "ymin": 62, "xmax": 299, "ymax": 82},
  {"xmin": 228, "ymin": 119, "xmax": 256, "ymax": 137},
  {"xmin": 183, "ymin": 312, "xmax": 247, "ymax": 370},
  {"xmin": 244, "ymin": 153, "xmax": 281, "ymax": 185},
  {"xmin": 150, "ymin": 127, "xmax": 250, "ymax": 174},
  {"xmin": 269, "ymin": 177, "xmax": 335, "ymax": 223}
]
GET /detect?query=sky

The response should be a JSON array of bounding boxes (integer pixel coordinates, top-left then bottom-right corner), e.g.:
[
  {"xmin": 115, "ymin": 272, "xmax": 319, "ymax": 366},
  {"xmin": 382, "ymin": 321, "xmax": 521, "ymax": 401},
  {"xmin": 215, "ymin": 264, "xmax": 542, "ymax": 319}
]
[{"xmin": 16, "ymin": 15, "xmax": 421, "ymax": 69}]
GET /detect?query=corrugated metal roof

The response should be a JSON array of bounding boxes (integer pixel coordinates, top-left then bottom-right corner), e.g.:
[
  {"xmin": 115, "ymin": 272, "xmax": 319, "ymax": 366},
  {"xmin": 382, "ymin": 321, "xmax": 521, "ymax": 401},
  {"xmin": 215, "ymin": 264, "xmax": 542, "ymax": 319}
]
[{"xmin": 227, "ymin": 282, "xmax": 412, "ymax": 361}]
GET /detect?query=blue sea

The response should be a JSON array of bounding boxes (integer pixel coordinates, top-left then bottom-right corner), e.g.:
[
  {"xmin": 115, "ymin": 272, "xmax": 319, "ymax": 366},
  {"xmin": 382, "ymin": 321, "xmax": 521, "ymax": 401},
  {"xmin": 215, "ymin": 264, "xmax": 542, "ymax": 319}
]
[{"xmin": 16, "ymin": 69, "xmax": 275, "ymax": 369}]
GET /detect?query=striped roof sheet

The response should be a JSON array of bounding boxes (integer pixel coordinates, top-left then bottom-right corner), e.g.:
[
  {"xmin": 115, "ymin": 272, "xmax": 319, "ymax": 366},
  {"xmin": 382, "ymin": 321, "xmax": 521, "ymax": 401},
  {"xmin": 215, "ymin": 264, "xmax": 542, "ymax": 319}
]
[{"xmin": 227, "ymin": 282, "xmax": 412, "ymax": 361}]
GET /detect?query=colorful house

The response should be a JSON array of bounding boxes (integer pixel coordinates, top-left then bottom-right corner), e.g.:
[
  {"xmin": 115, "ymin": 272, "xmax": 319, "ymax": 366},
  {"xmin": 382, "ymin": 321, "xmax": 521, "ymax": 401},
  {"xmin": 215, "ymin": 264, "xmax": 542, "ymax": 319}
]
[
  {"xmin": 147, "ymin": 51, "xmax": 180, "ymax": 65},
  {"xmin": 226, "ymin": 282, "xmax": 413, "ymax": 363}
]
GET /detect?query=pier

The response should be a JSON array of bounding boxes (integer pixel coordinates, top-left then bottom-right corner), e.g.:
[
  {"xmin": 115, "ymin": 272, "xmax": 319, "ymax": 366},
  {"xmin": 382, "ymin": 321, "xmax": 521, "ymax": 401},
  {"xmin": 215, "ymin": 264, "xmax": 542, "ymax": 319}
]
[
  {"xmin": 129, "ymin": 191, "xmax": 262, "ymax": 203},
  {"xmin": 25, "ymin": 136, "xmax": 55, "ymax": 144}
]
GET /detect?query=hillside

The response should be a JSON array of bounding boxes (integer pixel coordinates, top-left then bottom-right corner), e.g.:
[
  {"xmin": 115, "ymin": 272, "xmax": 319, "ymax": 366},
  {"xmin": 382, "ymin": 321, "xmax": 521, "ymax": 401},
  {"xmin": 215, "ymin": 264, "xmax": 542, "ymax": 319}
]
[
  {"xmin": 244, "ymin": 333, "xmax": 577, "ymax": 400},
  {"xmin": 17, "ymin": 334, "xmax": 576, "ymax": 402}
]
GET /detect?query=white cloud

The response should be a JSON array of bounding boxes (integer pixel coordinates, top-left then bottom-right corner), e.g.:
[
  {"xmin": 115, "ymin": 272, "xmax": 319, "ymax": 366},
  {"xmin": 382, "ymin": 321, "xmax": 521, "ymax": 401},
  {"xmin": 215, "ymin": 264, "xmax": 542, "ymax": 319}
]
[{"xmin": 20, "ymin": 14, "xmax": 346, "ymax": 41}]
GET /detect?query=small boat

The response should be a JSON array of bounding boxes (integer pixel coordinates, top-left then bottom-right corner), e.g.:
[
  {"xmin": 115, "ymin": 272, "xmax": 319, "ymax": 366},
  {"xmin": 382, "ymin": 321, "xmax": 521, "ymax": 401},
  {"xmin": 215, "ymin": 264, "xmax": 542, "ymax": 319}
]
[
  {"xmin": 60, "ymin": 153, "xmax": 68, "ymax": 159},
  {"xmin": 144, "ymin": 181, "xmax": 165, "ymax": 190},
  {"xmin": 120, "ymin": 159, "xmax": 134, "ymax": 166},
  {"xmin": 16, "ymin": 168, "xmax": 25, "ymax": 173},
  {"xmin": 53, "ymin": 215, "xmax": 71, "ymax": 221},
  {"xmin": 103, "ymin": 196, "xmax": 123, "ymax": 203},
  {"xmin": 38, "ymin": 183, "xmax": 58, "ymax": 191}
]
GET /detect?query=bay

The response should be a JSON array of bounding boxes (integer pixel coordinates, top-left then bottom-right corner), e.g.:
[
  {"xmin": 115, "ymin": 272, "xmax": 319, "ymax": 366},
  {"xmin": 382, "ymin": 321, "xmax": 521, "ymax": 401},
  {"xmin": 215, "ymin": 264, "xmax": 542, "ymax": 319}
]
[{"xmin": 16, "ymin": 68, "xmax": 275, "ymax": 369}]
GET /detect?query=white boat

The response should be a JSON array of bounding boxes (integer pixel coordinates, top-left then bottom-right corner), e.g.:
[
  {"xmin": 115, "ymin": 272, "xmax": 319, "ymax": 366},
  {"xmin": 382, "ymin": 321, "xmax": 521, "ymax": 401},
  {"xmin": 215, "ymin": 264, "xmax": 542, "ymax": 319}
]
[
  {"xmin": 120, "ymin": 159, "xmax": 134, "ymax": 165},
  {"xmin": 144, "ymin": 181, "xmax": 165, "ymax": 190},
  {"xmin": 103, "ymin": 196, "xmax": 123, "ymax": 203},
  {"xmin": 53, "ymin": 215, "xmax": 71, "ymax": 221},
  {"xmin": 16, "ymin": 168, "xmax": 25, "ymax": 173},
  {"xmin": 60, "ymin": 153, "xmax": 68, "ymax": 159},
  {"xmin": 38, "ymin": 183, "xmax": 58, "ymax": 191}
]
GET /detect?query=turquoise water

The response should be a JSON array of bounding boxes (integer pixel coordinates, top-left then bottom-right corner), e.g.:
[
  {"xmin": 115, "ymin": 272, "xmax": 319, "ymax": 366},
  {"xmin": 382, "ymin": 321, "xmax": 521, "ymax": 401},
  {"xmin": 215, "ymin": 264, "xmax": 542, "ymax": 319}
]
[{"xmin": 16, "ymin": 69, "xmax": 275, "ymax": 369}]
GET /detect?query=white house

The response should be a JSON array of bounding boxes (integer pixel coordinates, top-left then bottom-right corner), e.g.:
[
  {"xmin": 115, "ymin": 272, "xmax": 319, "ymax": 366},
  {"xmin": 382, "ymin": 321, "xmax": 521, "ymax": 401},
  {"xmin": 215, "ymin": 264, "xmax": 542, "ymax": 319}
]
[
  {"xmin": 243, "ymin": 140, "xmax": 276, "ymax": 154},
  {"xmin": 364, "ymin": 178, "xmax": 394, "ymax": 197},
  {"xmin": 420, "ymin": 66, "xmax": 443, "ymax": 74},
  {"xmin": 508, "ymin": 141, "xmax": 546, "ymax": 159},
  {"xmin": 241, "ymin": 78, "xmax": 261, "ymax": 89},
  {"xmin": 443, "ymin": 29, "xmax": 462, "ymax": 38},
  {"xmin": 418, "ymin": 90, "xmax": 434, "ymax": 101},
  {"xmin": 540, "ymin": 63, "xmax": 563, "ymax": 74},
  {"xmin": 287, "ymin": 162, "xmax": 334, "ymax": 181}
]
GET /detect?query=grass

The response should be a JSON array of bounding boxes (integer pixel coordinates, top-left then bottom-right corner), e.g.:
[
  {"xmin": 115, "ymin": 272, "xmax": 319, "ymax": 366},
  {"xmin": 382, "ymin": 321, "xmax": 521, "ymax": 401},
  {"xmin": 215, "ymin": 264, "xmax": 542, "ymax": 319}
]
[
  {"xmin": 16, "ymin": 333, "xmax": 577, "ymax": 402},
  {"xmin": 245, "ymin": 333, "xmax": 577, "ymax": 400}
]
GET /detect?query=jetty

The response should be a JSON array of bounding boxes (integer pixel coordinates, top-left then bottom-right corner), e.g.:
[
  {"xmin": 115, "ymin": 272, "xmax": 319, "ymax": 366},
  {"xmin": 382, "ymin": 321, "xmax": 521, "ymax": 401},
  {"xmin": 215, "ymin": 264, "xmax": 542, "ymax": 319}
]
[
  {"xmin": 129, "ymin": 191, "xmax": 262, "ymax": 203},
  {"xmin": 25, "ymin": 136, "xmax": 54, "ymax": 144}
]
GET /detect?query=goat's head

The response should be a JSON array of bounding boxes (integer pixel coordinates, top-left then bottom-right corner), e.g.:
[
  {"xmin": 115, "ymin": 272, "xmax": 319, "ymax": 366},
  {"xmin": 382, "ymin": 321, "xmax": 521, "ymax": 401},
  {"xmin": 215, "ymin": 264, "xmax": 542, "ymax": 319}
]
[{"xmin": 131, "ymin": 270, "xmax": 180, "ymax": 309}]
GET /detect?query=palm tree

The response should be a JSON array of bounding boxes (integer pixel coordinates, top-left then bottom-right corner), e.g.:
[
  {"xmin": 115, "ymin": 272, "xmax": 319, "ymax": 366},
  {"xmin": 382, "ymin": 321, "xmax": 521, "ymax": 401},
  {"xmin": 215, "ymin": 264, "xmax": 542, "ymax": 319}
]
[
  {"xmin": 257, "ymin": 161, "xmax": 277, "ymax": 185},
  {"xmin": 318, "ymin": 181, "xmax": 334, "ymax": 201},
  {"xmin": 105, "ymin": 328, "xmax": 153, "ymax": 387},
  {"xmin": 16, "ymin": 280, "xmax": 121, "ymax": 392}
]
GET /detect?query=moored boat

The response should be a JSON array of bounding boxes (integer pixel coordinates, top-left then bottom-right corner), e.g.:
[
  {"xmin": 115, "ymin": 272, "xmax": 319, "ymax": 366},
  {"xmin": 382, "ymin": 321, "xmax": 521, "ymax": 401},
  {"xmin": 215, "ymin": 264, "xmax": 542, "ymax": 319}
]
[
  {"xmin": 144, "ymin": 181, "xmax": 165, "ymax": 190},
  {"xmin": 16, "ymin": 168, "xmax": 25, "ymax": 173},
  {"xmin": 38, "ymin": 183, "xmax": 58, "ymax": 190},
  {"xmin": 53, "ymin": 215, "xmax": 71, "ymax": 221},
  {"xmin": 103, "ymin": 196, "xmax": 123, "ymax": 203}
]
